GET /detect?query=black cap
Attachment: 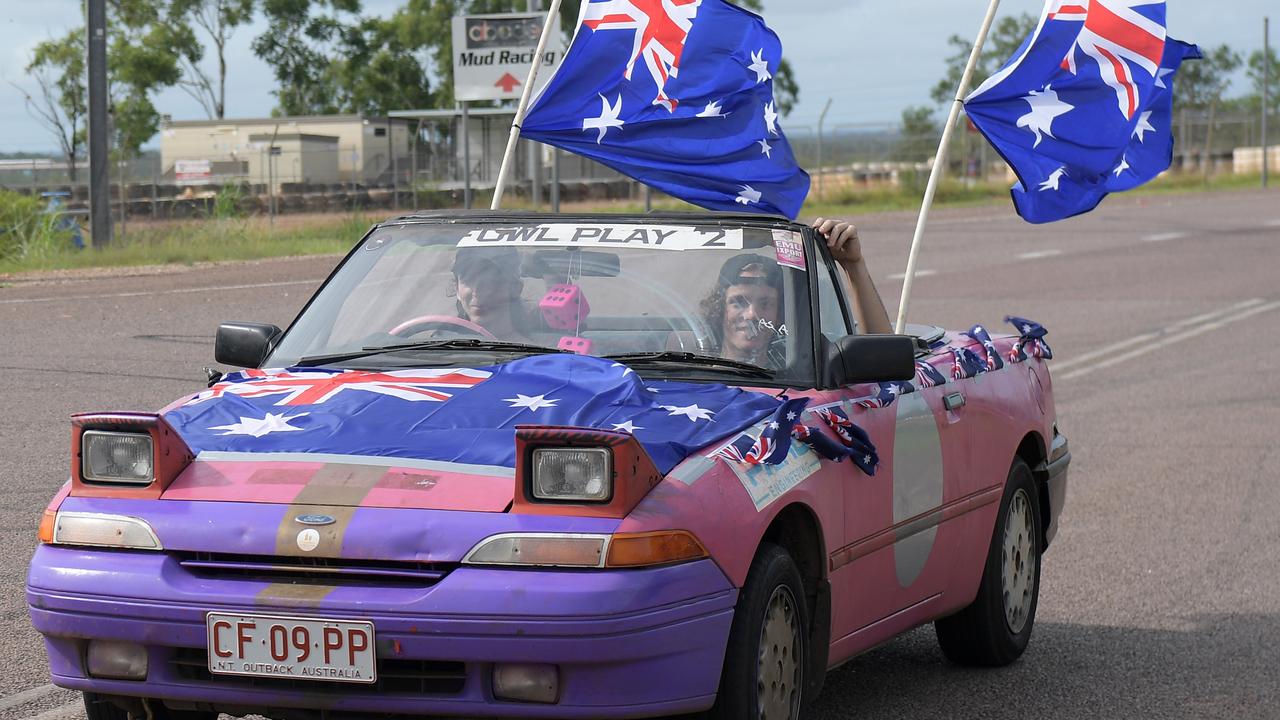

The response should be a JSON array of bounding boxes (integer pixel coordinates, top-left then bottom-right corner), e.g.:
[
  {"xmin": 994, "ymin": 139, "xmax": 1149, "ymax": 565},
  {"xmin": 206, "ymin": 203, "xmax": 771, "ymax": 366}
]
[
  {"xmin": 452, "ymin": 246, "xmax": 520, "ymax": 280},
  {"xmin": 717, "ymin": 253, "xmax": 783, "ymax": 289}
]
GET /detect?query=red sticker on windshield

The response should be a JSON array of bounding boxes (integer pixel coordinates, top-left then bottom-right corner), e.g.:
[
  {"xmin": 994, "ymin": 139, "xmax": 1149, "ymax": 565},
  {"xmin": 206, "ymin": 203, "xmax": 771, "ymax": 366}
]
[{"xmin": 772, "ymin": 230, "xmax": 806, "ymax": 271}]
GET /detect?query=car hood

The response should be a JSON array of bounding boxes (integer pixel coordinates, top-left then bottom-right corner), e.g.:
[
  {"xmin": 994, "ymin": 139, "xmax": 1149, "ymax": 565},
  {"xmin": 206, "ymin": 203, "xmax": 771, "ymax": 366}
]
[{"xmin": 160, "ymin": 354, "xmax": 783, "ymax": 511}]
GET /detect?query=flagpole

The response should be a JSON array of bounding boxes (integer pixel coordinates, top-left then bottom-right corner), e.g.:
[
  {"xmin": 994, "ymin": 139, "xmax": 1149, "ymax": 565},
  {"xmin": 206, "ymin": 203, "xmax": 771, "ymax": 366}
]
[
  {"xmin": 894, "ymin": 0, "xmax": 1002, "ymax": 334},
  {"xmin": 492, "ymin": 0, "xmax": 565, "ymax": 210}
]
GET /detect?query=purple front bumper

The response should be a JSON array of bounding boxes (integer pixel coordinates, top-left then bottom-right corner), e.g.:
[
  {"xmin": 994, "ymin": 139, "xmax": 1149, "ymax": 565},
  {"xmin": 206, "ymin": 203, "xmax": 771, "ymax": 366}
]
[{"xmin": 28, "ymin": 545, "xmax": 737, "ymax": 718}]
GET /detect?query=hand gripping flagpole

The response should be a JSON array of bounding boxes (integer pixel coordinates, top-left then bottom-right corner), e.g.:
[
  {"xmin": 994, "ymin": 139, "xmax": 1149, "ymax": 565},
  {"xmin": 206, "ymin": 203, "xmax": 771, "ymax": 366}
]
[
  {"xmin": 894, "ymin": 0, "xmax": 1002, "ymax": 334},
  {"xmin": 492, "ymin": 0, "xmax": 565, "ymax": 210}
]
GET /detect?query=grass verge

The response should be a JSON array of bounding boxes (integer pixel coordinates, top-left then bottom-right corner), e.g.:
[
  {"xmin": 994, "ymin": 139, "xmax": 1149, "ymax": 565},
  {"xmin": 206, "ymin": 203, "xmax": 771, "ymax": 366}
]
[{"xmin": 0, "ymin": 172, "xmax": 1270, "ymax": 277}]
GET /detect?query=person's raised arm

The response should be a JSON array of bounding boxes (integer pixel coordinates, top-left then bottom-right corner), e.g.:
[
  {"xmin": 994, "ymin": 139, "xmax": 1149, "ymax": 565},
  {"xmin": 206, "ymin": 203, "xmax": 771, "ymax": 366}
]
[{"xmin": 812, "ymin": 218, "xmax": 892, "ymax": 335}]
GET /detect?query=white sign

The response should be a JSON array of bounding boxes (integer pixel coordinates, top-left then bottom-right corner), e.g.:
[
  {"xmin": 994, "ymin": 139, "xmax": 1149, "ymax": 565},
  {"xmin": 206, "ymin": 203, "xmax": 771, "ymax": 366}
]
[
  {"xmin": 457, "ymin": 224, "xmax": 745, "ymax": 251},
  {"xmin": 451, "ymin": 13, "xmax": 565, "ymax": 102},
  {"xmin": 174, "ymin": 159, "xmax": 212, "ymax": 185}
]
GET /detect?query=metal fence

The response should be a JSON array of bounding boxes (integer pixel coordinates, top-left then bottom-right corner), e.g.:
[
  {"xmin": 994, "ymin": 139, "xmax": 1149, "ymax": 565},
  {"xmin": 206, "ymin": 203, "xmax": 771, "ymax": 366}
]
[{"xmin": 2, "ymin": 110, "xmax": 1270, "ymax": 219}]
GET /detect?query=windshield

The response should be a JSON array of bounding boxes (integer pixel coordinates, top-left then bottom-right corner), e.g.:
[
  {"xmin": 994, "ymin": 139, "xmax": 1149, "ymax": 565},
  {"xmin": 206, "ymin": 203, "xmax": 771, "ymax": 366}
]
[{"xmin": 267, "ymin": 219, "xmax": 816, "ymax": 384}]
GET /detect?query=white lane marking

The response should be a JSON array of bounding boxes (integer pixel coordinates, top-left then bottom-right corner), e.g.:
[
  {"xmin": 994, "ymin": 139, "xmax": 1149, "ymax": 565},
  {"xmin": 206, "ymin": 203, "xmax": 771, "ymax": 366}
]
[
  {"xmin": 1265, "ymin": 219, "xmax": 1280, "ymax": 227},
  {"xmin": 1142, "ymin": 232, "xmax": 1187, "ymax": 242},
  {"xmin": 29, "ymin": 701, "xmax": 83, "ymax": 720},
  {"xmin": 0, "ymin": 684, "xmax": 60, "ymax": 711},
  {"xmin": 1051, "ymin": 299, "xmax": 1265, "ymax": 373},
  {"xmin": 888, "ymin": 270, "xmax": 937, "ymax": 281},
  {"xmin": 0, "ymin": 279, "xmax": 322, "ymax": 305},
  {"xmin": 1017, "ymin": 249, "xmax": 1063, "ymax": 260},
  {"xmin": 1058, "ymin": 300, "xmax": 1280, "ymax": 381}
]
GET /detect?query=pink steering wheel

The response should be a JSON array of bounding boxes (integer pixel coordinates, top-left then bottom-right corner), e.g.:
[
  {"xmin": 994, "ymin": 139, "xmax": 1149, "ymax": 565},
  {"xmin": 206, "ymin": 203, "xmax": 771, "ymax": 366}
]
[{"xmin": 389, "ymin": 314, "xmax": 497, "ymax": 340}]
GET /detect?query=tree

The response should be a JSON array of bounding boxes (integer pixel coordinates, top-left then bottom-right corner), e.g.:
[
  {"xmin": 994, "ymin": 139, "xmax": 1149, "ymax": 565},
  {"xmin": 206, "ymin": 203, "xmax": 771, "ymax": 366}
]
[
  {"xmin": 253, "ymin": 0, "xmax": 364, "ymax": 115},
  {"xmin": 1242, "ymin": 45, "xmax": 1279, "ymax": 116},
  {"xmin": 19, "ymin": 0, "xmax": 188, "ymax": 176},
  {"xmin": 334, "ymin": 15, "xmax": 434, "ymax": 114},
  {"xmin": 931, "ymin": 13, "xmax": 1038, "ymax": 106},
  {"xmin": 1176, "ymin": 44, "xmax": 1242, "ymax": 173},
  {"xmin": 897, "ymin": 105, "xmax": 941, "ymax": 162},
  {"xmin": 18, "ymin": 34, "xmax": 86, "ymax": 182},
  {"xmin": 170, "ymin": 0, "xmax": 255, "ymax": 119}
]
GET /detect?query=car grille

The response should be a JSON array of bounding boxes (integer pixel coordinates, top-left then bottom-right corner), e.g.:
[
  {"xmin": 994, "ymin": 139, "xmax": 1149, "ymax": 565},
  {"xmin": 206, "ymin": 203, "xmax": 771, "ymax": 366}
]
[
  {"xmin": 169, "ymin": 647, "xmax": 467, "ymax": 695},
  {"xmin": 173, "ymin": 551, "xmax": 454, "ymax": 587}
]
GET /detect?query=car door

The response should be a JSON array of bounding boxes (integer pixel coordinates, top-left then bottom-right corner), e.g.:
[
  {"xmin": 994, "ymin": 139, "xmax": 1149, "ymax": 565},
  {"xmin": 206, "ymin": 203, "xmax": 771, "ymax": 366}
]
[{"xmin": 813, "ymin": 250, "xmax": 972, "ymax": 655}]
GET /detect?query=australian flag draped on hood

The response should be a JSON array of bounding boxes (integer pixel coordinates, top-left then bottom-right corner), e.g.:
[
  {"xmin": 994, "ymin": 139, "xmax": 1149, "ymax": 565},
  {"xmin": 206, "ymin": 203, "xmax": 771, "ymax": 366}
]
[
  {"xmin": 963, "ymin": 0, "xmax": 1200, "ymax": 223},
  {"xmin": 163, "ymin": 354, "xmax": 784, "ymax": 475},
  {"xmin": 520, "ymin": 0, "xmax": 810, "ymax": 219}
]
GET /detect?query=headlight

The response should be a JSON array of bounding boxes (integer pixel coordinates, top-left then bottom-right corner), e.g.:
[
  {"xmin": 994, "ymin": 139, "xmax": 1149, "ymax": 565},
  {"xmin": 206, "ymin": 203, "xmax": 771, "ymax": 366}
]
[
  {"xmin": 82, "ymin": 431, "xmax": 154, "ymax": 484},
  {"xmin": 531, "ymin": 448, "xmax": 611, "ymax": 502},
  {"xmin": 52, "ymin": 512, "xmax": 163, "ymax": 550}
]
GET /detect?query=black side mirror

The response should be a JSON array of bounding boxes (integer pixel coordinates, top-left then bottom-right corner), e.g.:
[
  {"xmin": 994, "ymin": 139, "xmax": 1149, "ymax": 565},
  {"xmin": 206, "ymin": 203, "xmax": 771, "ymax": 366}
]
[
  {"xmin": 826, "ymin": 334, "xmax": 917, "ymax": 387},
  {"xmin": 215, "ymin": 322, "xmax": 282, "ymax": 369}
]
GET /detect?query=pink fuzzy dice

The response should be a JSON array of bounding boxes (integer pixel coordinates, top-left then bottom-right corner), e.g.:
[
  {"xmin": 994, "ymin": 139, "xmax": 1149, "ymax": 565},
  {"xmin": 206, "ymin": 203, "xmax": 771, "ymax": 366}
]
[
  {"xmin": 557, "ymin": 336, "xmax": 594, "ymax": 355},
  {"xmin": 539, "ymin": 284, "xmax": 591, "ymax": 330}
]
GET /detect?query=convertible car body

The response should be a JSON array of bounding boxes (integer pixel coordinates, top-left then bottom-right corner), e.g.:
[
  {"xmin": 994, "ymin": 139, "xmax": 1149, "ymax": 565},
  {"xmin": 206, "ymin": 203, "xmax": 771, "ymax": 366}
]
[{"xmin": 28, "ymin": 212, "xmax": 1069, "ymax": 719}]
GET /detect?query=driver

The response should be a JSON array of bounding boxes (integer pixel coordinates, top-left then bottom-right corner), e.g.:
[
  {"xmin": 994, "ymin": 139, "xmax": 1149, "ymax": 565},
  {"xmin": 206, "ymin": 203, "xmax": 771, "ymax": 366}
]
[{"xmin": 450, "ymin": 247, "xmax": 541, "ymax": 342}]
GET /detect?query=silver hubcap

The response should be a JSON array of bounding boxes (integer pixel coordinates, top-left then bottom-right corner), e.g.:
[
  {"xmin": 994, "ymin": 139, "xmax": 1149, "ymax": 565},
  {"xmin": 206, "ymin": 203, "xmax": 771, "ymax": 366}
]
[
  {"xmin": 757, "ymin": 585, "xmax": 803, "ymax": 720},
  {"xmin": 1001, "ymin": 488, "xmax": 1036, "ymax": 634}
]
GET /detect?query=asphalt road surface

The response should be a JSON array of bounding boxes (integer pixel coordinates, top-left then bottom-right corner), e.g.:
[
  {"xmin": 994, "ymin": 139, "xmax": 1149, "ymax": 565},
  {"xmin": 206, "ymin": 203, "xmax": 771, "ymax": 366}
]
[{"xmin": 1, "ymin": 189, "xmax": 1277, "ymax": 719}]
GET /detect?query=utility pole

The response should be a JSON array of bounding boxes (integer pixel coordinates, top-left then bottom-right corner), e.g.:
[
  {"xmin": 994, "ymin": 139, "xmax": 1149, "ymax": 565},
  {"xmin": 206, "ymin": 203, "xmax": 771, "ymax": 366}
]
[
  {"xmin": 87, "ymin": 0, "xmax": 111, "ymax": 248},
  {"xmin": 816, "ymin": 98, "xmax": 832, "ymax": 200}
]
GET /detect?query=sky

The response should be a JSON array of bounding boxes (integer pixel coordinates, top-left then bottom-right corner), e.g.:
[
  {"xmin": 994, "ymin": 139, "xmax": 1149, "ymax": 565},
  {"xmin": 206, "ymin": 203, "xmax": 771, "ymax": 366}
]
[{"xmin": 0, "ymin": 0, "xmax": 1271, "ymax": 153}]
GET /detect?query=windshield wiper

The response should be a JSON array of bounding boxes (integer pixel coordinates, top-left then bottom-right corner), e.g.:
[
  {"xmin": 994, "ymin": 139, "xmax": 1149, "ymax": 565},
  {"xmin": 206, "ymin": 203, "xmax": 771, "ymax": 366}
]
[
  {"xmin": 604, "ymin": 351, "xmax": 773, "ymax": 378},
  {"xmin": 296, "ymin": 339, "xmax": 568, "ymax": 367}
]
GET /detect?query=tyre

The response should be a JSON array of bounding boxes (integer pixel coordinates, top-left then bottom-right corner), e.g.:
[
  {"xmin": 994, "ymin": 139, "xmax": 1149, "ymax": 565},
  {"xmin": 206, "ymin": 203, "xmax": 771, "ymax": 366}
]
[
  {"xmin": 709, "ymin": 543, "xmax": 809, "ymax": 720},
  {"xmin": 935, "ymin": 457, "xmax": 1043, "ymax": 666},
  {"xmin": 83, "ymin": 693, "xmax": 216, "ymax": 720}
]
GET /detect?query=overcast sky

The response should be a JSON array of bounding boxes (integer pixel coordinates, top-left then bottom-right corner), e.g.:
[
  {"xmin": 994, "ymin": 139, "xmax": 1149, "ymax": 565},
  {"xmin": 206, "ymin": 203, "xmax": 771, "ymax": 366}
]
[{"xmin": 0, "ymin": 0, "xmax": 1270, "ymax": 153}]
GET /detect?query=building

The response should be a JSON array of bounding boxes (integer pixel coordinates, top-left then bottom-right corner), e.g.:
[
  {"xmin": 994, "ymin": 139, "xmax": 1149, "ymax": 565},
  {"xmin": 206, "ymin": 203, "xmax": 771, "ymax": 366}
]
[{"xmin": 159, "ymin": 115, "xmax": 416, "ymax": 188}]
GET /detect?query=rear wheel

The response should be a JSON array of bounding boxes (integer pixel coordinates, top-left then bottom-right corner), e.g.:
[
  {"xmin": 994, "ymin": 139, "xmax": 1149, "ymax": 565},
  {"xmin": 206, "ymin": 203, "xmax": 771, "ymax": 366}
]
[
  {"xmin": 709, "ymin": 543, "xmax": 808, "ymax": 720},
  {"xmin": 935, "ymin": 457, "xmax": 1043, "ymax": 666}
]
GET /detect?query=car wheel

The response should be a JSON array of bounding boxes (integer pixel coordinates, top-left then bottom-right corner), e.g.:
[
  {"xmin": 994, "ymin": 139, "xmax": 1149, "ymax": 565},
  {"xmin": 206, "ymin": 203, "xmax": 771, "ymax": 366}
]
[
  {"xmin": 935, "ymin": 457, "xmax": 1043, "ymax": 666},
  {"xmin": 83, "ymin": 693, "xmax": 217, "ymax": 720},
  {"xmin": 709, "ymin": 543, "xmax": 809, "ymax": 720}
]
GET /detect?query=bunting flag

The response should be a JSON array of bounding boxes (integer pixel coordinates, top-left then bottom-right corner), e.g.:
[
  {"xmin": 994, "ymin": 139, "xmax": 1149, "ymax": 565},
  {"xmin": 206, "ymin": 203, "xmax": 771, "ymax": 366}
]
[
  {"xmin": 1006, "ymin": 315, "xmax": 1055, "ymax": 362},
  {"xmin": 963, "ymin": 324, "xmax": 1006, "ymax": 372}
]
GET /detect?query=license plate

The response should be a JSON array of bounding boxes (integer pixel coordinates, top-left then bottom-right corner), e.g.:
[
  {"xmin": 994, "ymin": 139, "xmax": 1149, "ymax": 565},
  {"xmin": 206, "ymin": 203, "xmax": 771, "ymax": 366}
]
[{"xmin": 206, "ymin": 612, "xmax": 376, "ymax": 684}]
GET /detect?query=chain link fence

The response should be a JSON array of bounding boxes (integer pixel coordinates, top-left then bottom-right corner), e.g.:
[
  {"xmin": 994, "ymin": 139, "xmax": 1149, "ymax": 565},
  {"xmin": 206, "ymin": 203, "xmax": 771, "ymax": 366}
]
[{"xmin": 0, "ymin": 110, "xmax": 1271, "ymax": 219}]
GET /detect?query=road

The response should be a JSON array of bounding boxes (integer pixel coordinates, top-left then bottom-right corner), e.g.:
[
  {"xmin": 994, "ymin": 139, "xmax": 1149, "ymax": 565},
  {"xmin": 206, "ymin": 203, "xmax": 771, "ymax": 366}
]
[{"xmin": 1, "ymin": 189, "xmax": 1277, "ymax": 719}]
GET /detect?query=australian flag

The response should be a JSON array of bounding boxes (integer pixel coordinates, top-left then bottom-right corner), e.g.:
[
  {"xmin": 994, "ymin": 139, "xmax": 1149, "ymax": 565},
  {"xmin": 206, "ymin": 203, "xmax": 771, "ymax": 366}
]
[
  {"xmin": 963, "ymin": 1, "xmax": 1200, "ymax": 223},
  {"xmin": 164, "ymin": 354, "xmax": 787, "ymax": 475},
  {"xmin": 521, "ymin": 0, "xmax": 810, "ymax": 219}
]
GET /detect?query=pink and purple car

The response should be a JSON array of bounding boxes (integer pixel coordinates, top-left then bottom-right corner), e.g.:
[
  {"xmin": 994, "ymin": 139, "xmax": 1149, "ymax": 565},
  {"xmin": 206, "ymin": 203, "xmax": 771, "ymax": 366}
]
[{"xmin": 28, "ymin": 213, "xmax": 1070, "ymax": 719}]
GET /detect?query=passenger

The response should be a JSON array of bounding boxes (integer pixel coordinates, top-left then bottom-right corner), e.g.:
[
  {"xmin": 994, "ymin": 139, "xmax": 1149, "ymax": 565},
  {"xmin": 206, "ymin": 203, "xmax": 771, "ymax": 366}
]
[
  {"xmin": 812, "ymin": 218, "xmax": 892, "ymax": 335},
  {"xmin": 450, "ymin": 247, "xmax": 540, "ymax": 342},
  {"xmin": 699, "ymin": 220, "xmax": 891, "ymax": 367}
]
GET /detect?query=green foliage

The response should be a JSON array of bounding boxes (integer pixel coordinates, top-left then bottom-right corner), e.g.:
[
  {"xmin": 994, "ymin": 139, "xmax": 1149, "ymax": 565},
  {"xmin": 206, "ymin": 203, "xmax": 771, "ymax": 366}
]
[
  {"xmin": 22, "ymin": 33, "xmax": 87, "ymax": 181},
  {"xmin": 931, "ymin": 13, "xmax": 1038, "ymax": 106},
  {"xmin": 897, "ymin": 106, "xmax": 941, "ymax": 162},
  {"xmin": 1242, "ymin": 46, "xmax": 1279, "ymax": 115},
  {"xmin": 1177, "ymin": 44, "xmax": 1243, "ymax": 110},
  {"xmin": 253, "ymin": 0, "xmax": 365, "ymax": 115},
  {"xmin": 24, "ymin": 0, "xmax": 195, "ymax": 163},
  {"xmin": 168, "ymin": 0, "xmax": 256, "ymax": 118},
  {"xmin": 0, "ymin": 190, "xmax": 73, "ymax": 263},
  {"xmin": 211, "ymin": 183, "xmax": 247, "ymax": 219}
]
